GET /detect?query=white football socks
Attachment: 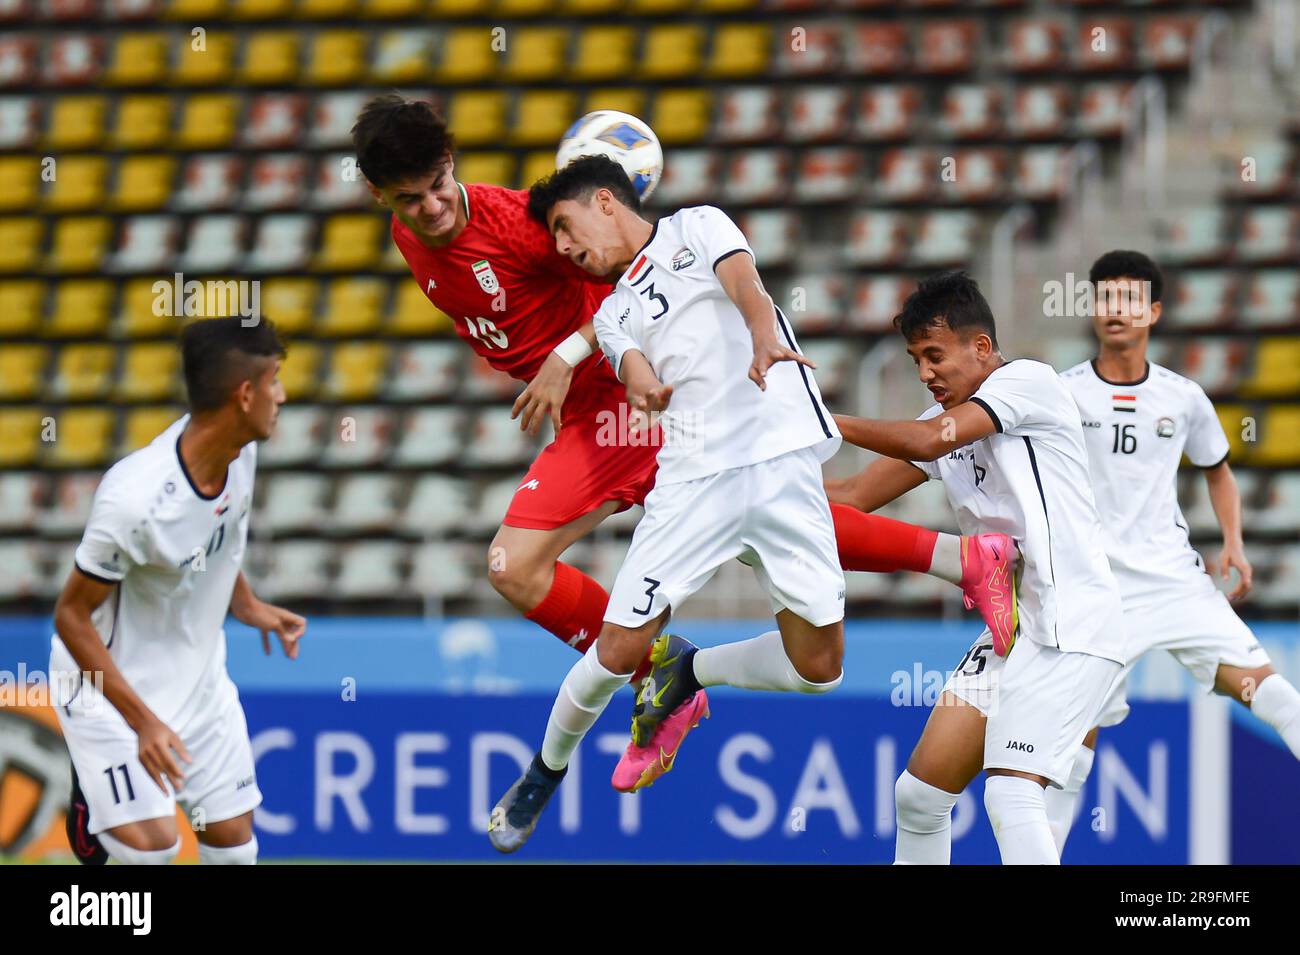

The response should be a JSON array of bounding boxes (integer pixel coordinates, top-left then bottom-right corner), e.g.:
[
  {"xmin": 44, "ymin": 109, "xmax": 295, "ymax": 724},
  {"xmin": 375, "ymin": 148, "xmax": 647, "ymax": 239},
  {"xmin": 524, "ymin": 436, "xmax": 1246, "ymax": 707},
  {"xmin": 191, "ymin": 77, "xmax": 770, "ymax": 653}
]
[
  {"xmin": 984, "ymin": 775, "xmax": 1059, "ymax": 865},
  {"xmin": 198, "ymin": 836, "xmax": 258, "ymax": 865},
  {"xmin": 1043, "ymin": 744, "xmax": 1095, "ymax": 855},
  {"xmin": 691, "ymin": 630, "xmax": 841, "ymax": 694},
  {"xmin": 927, "ymin": 533, "xmax": 963, "ymax": 585},
  {"xmin": 98, "ymin": 832, "xmax": 180, "ymax": 865},
  {"xmin": 540, "ymin": 645, "xmax": 632, "ymax": 772},
  {"xmin": 894, "ymin": 770, "xmax": 958, "ymax": 865},
  {"xmin": 1250, "ymin": 674, "xmax": 1300, "ymax": 760}
]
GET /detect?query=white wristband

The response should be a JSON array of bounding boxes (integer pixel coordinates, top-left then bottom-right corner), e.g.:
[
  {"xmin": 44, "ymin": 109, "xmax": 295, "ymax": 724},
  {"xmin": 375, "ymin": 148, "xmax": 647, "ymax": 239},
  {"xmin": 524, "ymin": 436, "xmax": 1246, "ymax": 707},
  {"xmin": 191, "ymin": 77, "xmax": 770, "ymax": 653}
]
[{"xmin": 553, "ymin": 330, "xmax": 594, "ymax": 367}]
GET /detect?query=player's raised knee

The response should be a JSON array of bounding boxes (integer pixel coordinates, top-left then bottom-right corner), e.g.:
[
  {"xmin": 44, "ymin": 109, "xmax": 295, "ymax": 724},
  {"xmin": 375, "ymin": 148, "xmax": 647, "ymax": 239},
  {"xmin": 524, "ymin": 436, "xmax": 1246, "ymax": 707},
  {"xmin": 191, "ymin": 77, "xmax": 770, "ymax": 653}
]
[
  {"xmin": 99, "ymin": 832, "xmax": 181, "ymax": 865},
  {"xmin": 790, "ymin": 656, "xmax": 843, "ymax": 693}
]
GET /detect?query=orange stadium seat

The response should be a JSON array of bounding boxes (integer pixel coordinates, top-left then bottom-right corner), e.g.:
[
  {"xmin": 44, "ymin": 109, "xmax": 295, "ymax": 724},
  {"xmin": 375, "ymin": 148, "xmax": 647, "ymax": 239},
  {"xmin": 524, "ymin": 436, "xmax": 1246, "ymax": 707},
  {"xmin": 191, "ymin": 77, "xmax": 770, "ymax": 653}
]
[
  {"xmin": 46, "ymin": 35, "xmax": 104, "ymax": 87},
  {"xmin": 916, "ymin": 20, "xmax": 981, "ymax": 75}
]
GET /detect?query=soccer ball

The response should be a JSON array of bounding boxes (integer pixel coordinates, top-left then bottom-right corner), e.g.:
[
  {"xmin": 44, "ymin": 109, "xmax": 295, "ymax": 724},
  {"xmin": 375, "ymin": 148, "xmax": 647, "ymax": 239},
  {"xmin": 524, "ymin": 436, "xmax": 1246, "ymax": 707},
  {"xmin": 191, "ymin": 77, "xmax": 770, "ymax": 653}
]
[{"xmin": 556, "ymin": 111, "xmax": 664, "ymax": 202}]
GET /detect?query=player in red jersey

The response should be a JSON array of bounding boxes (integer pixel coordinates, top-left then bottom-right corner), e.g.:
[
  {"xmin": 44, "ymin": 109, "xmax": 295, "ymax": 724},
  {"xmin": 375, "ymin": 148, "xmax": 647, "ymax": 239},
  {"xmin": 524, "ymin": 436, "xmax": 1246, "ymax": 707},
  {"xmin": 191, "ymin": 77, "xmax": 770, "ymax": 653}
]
[{"xmin": 351, "ymin": 95, "xmax": 1017, "ymax": 690}]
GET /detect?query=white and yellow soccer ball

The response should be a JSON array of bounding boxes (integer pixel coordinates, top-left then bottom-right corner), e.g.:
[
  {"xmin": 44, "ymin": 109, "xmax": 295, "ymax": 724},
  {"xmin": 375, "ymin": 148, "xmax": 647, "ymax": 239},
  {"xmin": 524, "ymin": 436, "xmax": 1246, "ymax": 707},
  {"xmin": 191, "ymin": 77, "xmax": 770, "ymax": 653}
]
[{"xmin": 555, "ymin": 111, "xmax": 664, "ymax": 202}]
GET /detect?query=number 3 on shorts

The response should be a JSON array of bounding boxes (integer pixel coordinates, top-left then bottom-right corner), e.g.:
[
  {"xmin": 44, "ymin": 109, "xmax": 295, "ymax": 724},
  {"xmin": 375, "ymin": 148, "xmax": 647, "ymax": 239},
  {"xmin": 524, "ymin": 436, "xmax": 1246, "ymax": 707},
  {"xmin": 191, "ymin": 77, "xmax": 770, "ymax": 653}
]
[{"xmin": 632, "ymin": 577, "xmax": 661, "ymax": 616}]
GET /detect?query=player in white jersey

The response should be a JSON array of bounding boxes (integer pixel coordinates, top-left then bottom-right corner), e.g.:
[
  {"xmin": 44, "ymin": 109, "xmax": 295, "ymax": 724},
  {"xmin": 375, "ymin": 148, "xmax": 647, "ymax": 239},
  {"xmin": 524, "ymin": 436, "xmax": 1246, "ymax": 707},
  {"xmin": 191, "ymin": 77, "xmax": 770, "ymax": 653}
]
[
  {"xmin": 827, "ymin": 271, "xmax": 1125, "ymax": 864},
  {"xmin": 1043, "ymin": 250, "xmax": 1300, "ymax": 854},
  {"xmin": 50, "ymin": 317, "xmax": 305, "ymax": 865},
  {"xmin": 486, "ymin": 156, "xmax": 849, "ymax": 852}
]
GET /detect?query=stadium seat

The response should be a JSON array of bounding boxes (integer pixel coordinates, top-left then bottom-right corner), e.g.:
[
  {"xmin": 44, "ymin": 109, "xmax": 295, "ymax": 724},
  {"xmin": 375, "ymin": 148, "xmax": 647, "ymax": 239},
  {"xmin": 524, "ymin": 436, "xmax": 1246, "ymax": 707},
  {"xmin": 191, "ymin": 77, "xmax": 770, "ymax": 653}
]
[
  {"xmin": 0, "ymin": 156, "xmax": 38, "ymax": 211},
  {"xmin": 912, "ymin": 210, "xmax": 978, "ymax": 265},
  {"xmin": 309, "ymin": 92, "xmax": 370, "ymax": 148},
  {"xmin": 786, "ymin": 87, "xmax": 848, "ymax": 142},
  {"xmin": 738, "ymin": 209, "xmax": 797, "ymax": 268},
  {"xmin": 45, "ymin": 35, "xmax": 103, "ymax": 87},
  {"xmin": 385, "ymin": 342, "xmax": 462, "ymax": 400},
  {"xmin": 513, "ymin": 90, "xmax": 577, "ymax": 146},
  {"xmin": 583, "ymin": 88, "xmax": 645, "ymax": 118},
  {"xmin": 258, "ymin": 473, "xmax": 332, "ymax": 534},
  {"xmin": 110, "ymin": 215, "xmax": 181, "ymax": 272},
  {"xmin": 855, "ymin": 85, "xmax": 922, "ymax": 140},
  {"xmin": 1075, "ymin": 17, "xmax": 1133, "ymax": 72},
  {"xmin": 916, "ymin": 20, "xmax": 979, "ymax": 74},
  {"xmin": 1005, "ymin": 17, "xmax": 1066, "ymax": 72},
  {"xmin": 48, "ymin": 280, "xmax": 113, "ymax": 337},
  {"xmin": 361, "ymin": 0, "xmax": 424, "ymax": 15},
  {"xmin": 846, "ymin": 210, "xmax": 908, "ymax": 267},
  {"xmin": 403, "ymin": 475, "xmax": 473, "ymax": 534},
  {"xmin": 1158, "ymin": 208, "xmax": 1228, "ymax": 264},
  {"xmin": 230, "ymin": 0, "xmax": 293, "ymax": 17},
  {"xmin": 707, "ymin": 23, "xmax": 771, "ymax": 78},
  {"xmin": 180, "ymin": 215, "xmax": 246, "ymax": 272},
  {"xmin": 239, "ymin": 32, "xmax": 300, "ymax": 86},
  {"xmin": 848, "ymin": 276, "xmax": 914, "ymax": 332},
  {"xmin": 1076, "ymin": 82, "xmax": 1129, "ymax": 139},
  {"xmin": 799, "ymin": 340, "xmax": 853, "ymax": 398},
  {"xmin": 278, "ymin": 341, "xmax": 322, "ymax": 399},
  {"xmin": 111, "ymin": 155, "xmax": 177, "ymax": 212},
  {"xmin": 1228, "ymin": 141, "xmax": 1294, "ymax": 198},
  {"xmin": 571, "ymin": 26, "xmax": 636, "ymax": 81},
  {"xmin": 1008, "ymin": 84, "xmax": 1071, "ymax": 139},
  {"xmin": 104, "ymin": 33, "xmax": 168, "ymax": 86},
  {"xmin": 163, "ymin": 0, "xmax": 226, "ymax": 17},
  {"xmin": 110, "ymin": 95, "xmax": 172, "ymax": 149},
  {"xmin": 43, "ymin": 156, "xmax": 108, "ymax": 212},
  {"xmin": 323, "ymin": 342, "xmax": 390, "ymax": 401},
  {"xmin": 1237, "ymin": 207, "xmax": 1297, "ymax": 263},
  {"xmin": 461, "ymin": 360, "xmax": 520, "ymax": 402},
  {"xmin": 112, "ymin": 278, "xmax": 172, "ymax": 339},
  {"xmin": 298, "ymin": 0, "xmax": 359, "ymax": 17},
  {"xmin": 938, "ymin": 85, "xmax": 1002, "ymax": 139},
  {"xmin": 322, "ymin": 407, "xmax": 393, "ymax": 467},
  {"xmin": 369, "ymin": 30, "xmax": 433, "ymax": 84},
  {"xmin": 519, "ymin": 150, "xmax": 558, "ymax": 189},
  {"xmin": 0, "ymin": 472, "xmax": 42, "ymax": 532},
  {"xmin": 1168, "ymin": 270, "xmax": 1235, "ymax": 327},
  {"xmin": 177, "ymin": 95, "xmax": 241, "ymax": 149},
  {"xmin": 392, "ymin": 408, "xmax": 465, "ymax": 466},
  {"xmin": 1257, "ymin": 545, "xmax": 1300, "ymax": 608},
  {"xmin": 44, "ymin": 408, "xmax": 114, "ymax": 468},
  {"xmin": 775, "ymin": 23, "xmax": 840, "ymax": 77},
  {"xmin": 454, "ymin": 152, "xmax": 516, "ymax": 187},
  {"xmin": 409, "ymin": 542, "xmax": 476, "ymax": 600},
  {"xmin": 844, "ymin": 23, "xmax": 907, "ymax": 75},
  {"xmin": 723, "ymin": 149, "xmax": 789, "ymax": 204},
  {"xmin": 640, "ymin": 24, "xmax": 703, "ymax": 80},
  {"xmin": 1254, "ymin": 475, "xmax": 1300, "ymax": 532},
  {"xmin": 0, "ymin": 542, "xmax": 43, "ymax": 601},
  {"xmin": 0, "ymin": 344, "xmax": 47, "ymax": 401},
  {"xmin": 793, "ymin": 148, "xmax": 863, "ymax": 202},
  {"xmin": 172, "ymin": 31, "xmax": 236, "ymax": 85},
  {"xmin": 0, "ymin": 37, "xmax": 39, "ymax": 87},
  {"xmin": 502, "ymin": 27, "xmax": 568, "ymax": 82},
  {"xmin": 1253, "ymin": 406, "xmax": 1300, "ymax": 466},
  {"xmin": 649, "ymin": 149, "xmax": 719, "ymax": 206},
  {"xmin": 715, "ymin": 86, "xmax": 781, "ymax": 143},
  {"xmin": 629, "ymin": 0, "xmax": 692, "ymax": 11},
  {"xmin": 260, "ymin": 406, "xmax": 326, "ymax": 466},
  {"xmin": 306, "ymin": 31, "xmax": 368, "ymax": 86},
  {"xmin": 119, "ymin": 406, "xmax": 182, "ymax": 455},
  {"xmin": 255, "ymin": 541, "xmax": 334, "ymax": 602},
  {"xmin": 651, "ymin": 89, "xmax": 711, "ymax": 144},
  {"xmin": 318, "ymin": 277, "xmax": 385, "ymax": 336},
  {"xmin": 311, "ymin": 152, "xmax": 370, "ymax": 209},
  {"xmin": 258, "ymin": 277, "xmax": 318, "ymax": 335},
  {"xmin": 939, "ymin": 148, "xmax": 1006, "ymax": 202},
  {"xmin": 245, "ymin": 155, "xmax": 310, "ymax": 209},
  {"xmin": 435, "ymin": 28, "xmax": 497, "ymax": 84},
  {"xmin": 1241, "ymin": 271, "xmax": 1299, "ymax": 327},
  {"xmin": 0, "ymin": 96, "xmax": 40, "ymax": 149},
  {"xmin": 387, "ymin": 281, "xmax": 453, "ymax": 337},
  {"xmin": 44, "ymin": 95, "xmax": 107, "ymax": 150},
  {"xmin": 1180, "ymin": 338, "xmax": 1245, "ymax": 396},
  {"xmin": 1142, "ymin": 15, "xmax": 1195, "ymax": 70},
  {"xmin": 447, "ymin": 91, "xmax": 508, "ymax": 148},
  {"xmin": 0, "ymin": 279, "xmax": 43, "ymax": 335},
  {"xmin": 243, "ymin": 94, "xmax": 308, "ymax": 148},
  {"xmin": 331, "ymin": 475, "xmax": 401, "ymax": 531},
  {"xmin": 876, "ymin": 148, "xmax": 934, "ymax": 202},
  {"xmin": 314, "ymin": 214, "xmax": 383, "ymax": 272},
  {"xmin": 0, "ymin": 217, "xmax": 43, "ymax": 273},
  {"xmin": 1014, "ymin": 145, "xmax": 1068, "ymax": 200},
  {"xmin": 116, "ymin": 343, "xmax": 180, "ymax": 402},
  {"xmin": 50, "ymin": 344, "xmax": 115, "ymax": 401},
  {"xmin": 247, "ymin": 214, "xmax": 314, "ymax": 271},
  {"xmin": 468, "ymin": 477, "xmax": 522, "ymax": 532},
  {"xmin": 0, "ymin": 409, "xmax": 45, "ymax": 468},
  {"xmin": 777, "ymin": 273, "xmax": 845, "ymax": 333}
]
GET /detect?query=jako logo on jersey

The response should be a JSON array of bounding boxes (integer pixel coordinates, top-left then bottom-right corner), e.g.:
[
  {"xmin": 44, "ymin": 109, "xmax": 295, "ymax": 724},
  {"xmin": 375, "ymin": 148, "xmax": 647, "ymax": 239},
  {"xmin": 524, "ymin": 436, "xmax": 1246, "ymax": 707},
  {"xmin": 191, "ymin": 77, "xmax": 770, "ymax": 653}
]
[
  {"xmin": 1156, "ymin": 416, "xmax": 1176, "ymax": 438},
  {"xmin": 671, "ymin": 247, "xmax": 696, "ymax": 271},
  {"xmin": 618, "ymin": 307, "xmax": 630, "ymax": 326},
  {"xmin": 517, "ymin": 479, "xmax": 540, "ymax": 492},
  {"xmin": 471, "ymin": 260, "xmax": 499, "ymax": 294},
  {"xmin": 1005, "ymin": 740, "xmax": 1035, "ymax": 752},
  {"xmin": 1082, "ymin": 419, "xmax": 1102, "ymax": 428}
]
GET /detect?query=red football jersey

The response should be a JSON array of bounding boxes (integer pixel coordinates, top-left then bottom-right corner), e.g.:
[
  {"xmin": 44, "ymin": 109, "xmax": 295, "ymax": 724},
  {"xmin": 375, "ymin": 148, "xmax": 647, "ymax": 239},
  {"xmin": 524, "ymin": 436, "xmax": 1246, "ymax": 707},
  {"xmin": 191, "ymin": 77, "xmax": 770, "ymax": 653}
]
[{"xmin": 391, "ymin": 181, "xmax": 615, "ymax": 386}]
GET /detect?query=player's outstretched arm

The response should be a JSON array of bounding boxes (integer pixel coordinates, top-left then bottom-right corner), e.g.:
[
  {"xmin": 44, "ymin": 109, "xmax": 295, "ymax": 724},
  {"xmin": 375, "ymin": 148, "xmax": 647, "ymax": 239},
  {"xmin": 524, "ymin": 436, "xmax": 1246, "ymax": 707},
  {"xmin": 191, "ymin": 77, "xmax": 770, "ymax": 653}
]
[
  {"xmin": 714, "ymin": 253, "xmax": 815, "ymax": 391},
  {"xmin": 511, "ymin": 324, "xmax": 598, "ymax": 436},
  {"xmin": 54, "ymin": 569, "xmax": 191, "ymax": 794},
  {"xmin": 825, "ymin": 456, "xmax": 928, "ymax": 513},
  {"xmin": 1204, "ymin": 461, "xmax": 1253, "ymax": 601},
  {"xmin": 230, "ymin": 571, "xmax": 308, "ymax": 659},
  {"xmin": 834, "ymin": 400, "xmax": 998, "ymax": 462}
]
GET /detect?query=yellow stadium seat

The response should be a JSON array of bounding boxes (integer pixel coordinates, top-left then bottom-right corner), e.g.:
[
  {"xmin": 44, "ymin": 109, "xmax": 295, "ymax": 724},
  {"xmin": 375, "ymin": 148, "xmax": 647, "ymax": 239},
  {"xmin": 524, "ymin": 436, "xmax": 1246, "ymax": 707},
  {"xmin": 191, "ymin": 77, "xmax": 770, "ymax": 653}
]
[
  {"xmin": 230, "ymin": 0, "xmax": 292, "ymax": 16},
  {"xmin": 513, "ymin": 90, "xmax": 577, "ymax": 146},
  {"xmin": 362, "ymin": 0, "xmax": 422, "ymax": 15},
  {"xmin": 116, "ymin": 343, "xmax": 181, "ymax": 402},
  {"xmin": 639, "ymin": 24, "xmax": 702, "ymax": 79},
  {"xmin": 585, "ymin": 88, "xmax": 645, "ymax": 116},
  {"xmin": 0, "ymin": 410, "xmax": 45, "ymax": 468},
  {"xmin": 178, "ymin": 95, "xmax": 239, "ymax": 148},
  {"xmin": 45, "ymin": 96, "xmax": 107, "ymax": 150},
  {"xmin": 630, "ymin": 0, "xmax": 690, "ymax": 11},
  {"xmin": 1254, "ymin": 406, "xmax": 1300, "ymax": 466},
  {"xmin": 0, "ymin": 345, "xmax": 48, "ymax": 400},
  {"xmin": 173, "ymin": 32, "xmax": 236, "ymax": 85},
  {"xmin": 318, "ymin": 279, "xmax": 385, "ymax": 336},
  {"xmin": 520, "ymin": 151, "xmax": 558, "ymax": 189},
  {"xmin": 1241, "ymin": 339, "xmax": 1300, "ymax": 399},
  {"xmin": 708, "ymin": 23, "xmax": 771, "ymax": 77},
  {"xmin": 262, "ymin": 278, "xmax": 320, "ymax": 335},
  {"xmin": 121, "ymin": 407, "xmax": 184, "ymax": 455},
  {"xmin": 314, "ymin": 215, "xmax": 383, "ymax": 271},
  {"xmin": 48, "ymin": 281, "xmax": 114, "ymax": 338},
  {"xmin": 498, "ymin": 0, "xmax": 558, "ymax": 14},
  {"xmin": 388, "ymin": 281, "xmax": 453, "ymax": 336},
  {"xmin": 118, "ymin": 279, "xmax": 179, "ymax": 338},
  {"xmin": 240, "ymin": 32, "xmax": 300, "ymax": 85},
  {"xmin": 51, "ymin": 344, "xmax": 116, "ymax": 400},
  {"xmin": 306, "ymin": 31, "xmax": 367, "ymax": 85},
  {"xmin": 111, "ymin": 96, "xmax": 173, "ymax": 149},
  {"xmin": 1213, "ymin": 404, "xmax": 1250, "ymax": 463},
  {"xmin": 429, "ymin": 0, "xmax": 483, "ymax": 13},
  {"xmin": 651, "ymin": 88, "xmax": 711, "ymax": 144},
  {"xmin": 42, "ymin": 156, "xmax": 107, "ymax": 212},
  {"xmin": 48, "ymin": 218, "xmax": 112, "ymax": 274},
  {"xmin": 112, "ymin": 156, "xmax": 177, "ymax": 211},
  {"xmin": 324, "ymin": 342, "xmax": 390, "ymax": 401},
  {"xmin": 278, "ymin": 341, "xmax": 322, "ymax": 400},
  {"xmin": 455, "ymin": 152, "xmax": 515, "ymax": 187},
  {"xmin": 298, "ymin": 0, "xmax": 358, "ymax": 16},
  {"xmin": 371, "ymin": 31, "xmax": 430, "ymax": 83},
  {"xmin": 435, "ymin": 28, "xmax": 497, "ymax": 84},
  {"xmin": 0, "ymin": 281, "xmax": 45, "ymax": 335},
  {"xmin": 698, "ymin": 0, "xmax": 756, "ymax": 8},
  {"xmin": 164, "ymin": 0, "xmax": 228, "ymax": 17},
  {"xmin": 0, "ymin": 157, "xmax": 40, "ymax": 211},
  {"xmin": 502, "ymin": 28, "xmax": 569, "ymax": 82},
  {"xmin": 0, "ymin": 219, "xmax": 43, "ymax": 274},
  {"xmin": 104, "ymin": 34, "xmax": 169, "ymax": 86},
  {"xmin": 447, "ymin": 91, "xmax": 509, "ymax": 147},
  {"xmin": 560, "ymin": 0, "xmax": 622, "ymax": 12},
  {"xmin": 44, "ymin": 408, "xmax": 114, "ymax": 468},
  {"xmin": 571, "ymin": 26, "xmax": 636, "ymax": 81}
]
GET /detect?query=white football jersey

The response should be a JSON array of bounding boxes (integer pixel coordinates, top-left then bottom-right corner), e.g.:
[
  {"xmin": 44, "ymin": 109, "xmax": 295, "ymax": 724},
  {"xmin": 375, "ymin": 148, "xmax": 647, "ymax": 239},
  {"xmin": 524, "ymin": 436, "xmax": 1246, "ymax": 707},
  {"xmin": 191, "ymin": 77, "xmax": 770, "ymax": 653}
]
[
  {"xmin": 1061, "ymin": 360, "xmax": 1231, "ymax": 604},
  {"xmin": 912, "ymin": 360, "xmax": 1125, "ymax": 663},
  {"xmin": 592, "ymin": 205, "xmax": 840, "ymax": 485},
  {"xmin": 52, "ymin": 416, "xmax": 256, "ymax": 728}
]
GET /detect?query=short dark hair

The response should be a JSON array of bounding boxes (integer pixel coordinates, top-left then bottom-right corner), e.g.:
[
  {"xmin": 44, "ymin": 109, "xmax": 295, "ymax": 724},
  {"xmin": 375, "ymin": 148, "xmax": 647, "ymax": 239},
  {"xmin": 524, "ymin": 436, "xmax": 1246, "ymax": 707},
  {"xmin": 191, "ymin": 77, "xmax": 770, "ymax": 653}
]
[
  {"xmin": 180, "ymin": 318, "xmax": 286, "ymax": 413},
  {"xmin": 1089, "ymin": 249, "xmax": 1163, "ymax": 303},
  {"xmin": 893, "ymin": 270, "xmax": 999, "ymax": 349},
  {"xmin": 351, "ymin": 93, "xmax": 455, "ymax": 189},
  {"xmin": 527, "ymin": 155, "xmax": 642, "ymax": 226}
]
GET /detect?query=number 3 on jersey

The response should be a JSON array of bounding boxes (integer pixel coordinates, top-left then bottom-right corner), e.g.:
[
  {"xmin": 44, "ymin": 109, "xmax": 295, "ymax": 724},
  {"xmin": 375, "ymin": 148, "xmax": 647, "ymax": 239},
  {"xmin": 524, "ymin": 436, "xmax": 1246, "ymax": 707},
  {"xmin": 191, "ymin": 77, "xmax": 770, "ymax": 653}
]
[{"xmin": 463, "ymin": 315, "xmax": 508, "ymax": 350}]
